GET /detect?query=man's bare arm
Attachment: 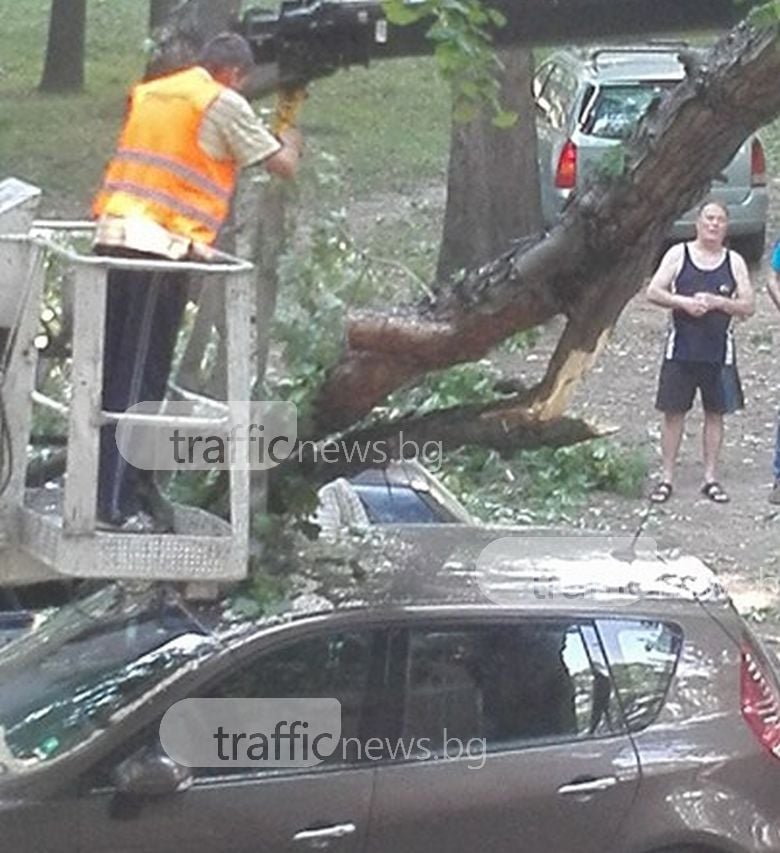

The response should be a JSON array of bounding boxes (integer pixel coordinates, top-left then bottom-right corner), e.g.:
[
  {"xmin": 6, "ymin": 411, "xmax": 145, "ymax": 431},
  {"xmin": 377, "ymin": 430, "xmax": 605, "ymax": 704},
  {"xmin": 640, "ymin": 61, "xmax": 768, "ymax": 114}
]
[
  {"xmin": 700, "ymin": 251, "xmax": 755, "ymax": 318},
  {"xmin": 647, "ymin": 244, "xmax": 707, "ymax": 317},
  {"xmin": 264, "ymin": 128, "xmax": 302, "ymax": 179},
  {"xmin": 768, "ymin": 272, "xmax": 780, "ymax": 313}
]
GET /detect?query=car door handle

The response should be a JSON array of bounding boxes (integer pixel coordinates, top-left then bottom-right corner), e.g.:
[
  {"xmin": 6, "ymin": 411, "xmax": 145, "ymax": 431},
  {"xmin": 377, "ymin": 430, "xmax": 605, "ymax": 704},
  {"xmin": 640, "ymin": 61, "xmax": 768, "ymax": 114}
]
[
  {"xmin": 293, "ymin": 823, "xmax": 357, "ymax": 848},
  {"xmin": 557, "ymin": 776, "xmax": 618, "ymax": 796}
]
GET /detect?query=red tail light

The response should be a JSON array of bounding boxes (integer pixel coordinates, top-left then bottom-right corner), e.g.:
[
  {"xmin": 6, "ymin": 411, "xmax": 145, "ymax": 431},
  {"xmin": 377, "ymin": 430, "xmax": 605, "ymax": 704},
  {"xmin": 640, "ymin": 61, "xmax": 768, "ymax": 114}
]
[
  {"xmin": 741, "ymin": 641, "xmax": 780, "ymax": 759},
  {"xmin": 750, "ymin": 138, "xmax": 767, "ymax": 187},
  {"xmin": 555, "ymin": 140, "xmax": 577, "ymax": 189}
]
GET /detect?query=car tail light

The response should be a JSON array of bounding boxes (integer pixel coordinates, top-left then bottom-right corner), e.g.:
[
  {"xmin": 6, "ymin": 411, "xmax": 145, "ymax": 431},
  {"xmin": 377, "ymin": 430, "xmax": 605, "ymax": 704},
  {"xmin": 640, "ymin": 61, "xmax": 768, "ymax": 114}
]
[
  {"xmin": 750, "ymin": 138, "xmax": 767, "ymax": 187},
  {"xmin": 555, "ymin": 140, "xmax": 577, "ymax": 189},
  {"xmin": 741, "ymin": 640, "xmax": 780, "ymax": 759}
]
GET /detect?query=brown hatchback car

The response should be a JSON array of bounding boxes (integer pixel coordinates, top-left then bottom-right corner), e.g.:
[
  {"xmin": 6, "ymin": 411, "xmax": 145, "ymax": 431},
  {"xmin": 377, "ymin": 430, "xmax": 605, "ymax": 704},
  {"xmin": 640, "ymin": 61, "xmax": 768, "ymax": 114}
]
[{"xmin": 0, "ymin": 527, "xmax": 779, "ymax": 853}]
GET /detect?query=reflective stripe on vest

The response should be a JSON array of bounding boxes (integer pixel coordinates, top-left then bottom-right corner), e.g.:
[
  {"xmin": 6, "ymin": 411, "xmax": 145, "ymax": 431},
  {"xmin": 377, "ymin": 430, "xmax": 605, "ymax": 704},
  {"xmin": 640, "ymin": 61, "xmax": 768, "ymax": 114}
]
[
  {"xmin": 111, "ymin": 149, "xmax": 233, "ymax": 201},
  {"xmin": 101, "ymin": 181, "xmax": 223, "ymax": 233},
  {"xmin": 93, "ymin": 67, "xmax": 237, "ymax": 245}
]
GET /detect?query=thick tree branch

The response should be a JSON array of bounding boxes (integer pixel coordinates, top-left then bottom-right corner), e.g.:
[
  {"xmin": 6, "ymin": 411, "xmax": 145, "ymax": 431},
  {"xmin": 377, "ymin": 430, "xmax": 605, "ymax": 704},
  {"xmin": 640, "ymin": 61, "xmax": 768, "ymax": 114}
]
[
  {"xmin": 313, "ymin": 20, "xmax": 780, "ymax": 432},
  {"xmin": 285, "ymin": 396, "xmax": 615, "ymax": 486}
]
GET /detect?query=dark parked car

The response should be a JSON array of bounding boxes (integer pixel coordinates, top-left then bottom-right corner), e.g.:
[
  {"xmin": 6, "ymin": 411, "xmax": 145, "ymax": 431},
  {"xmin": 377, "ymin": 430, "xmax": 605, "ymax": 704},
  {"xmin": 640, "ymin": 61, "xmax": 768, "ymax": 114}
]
[{"xmin": 0, "ymin": 527, "xmax": 779, "ymax": 853}]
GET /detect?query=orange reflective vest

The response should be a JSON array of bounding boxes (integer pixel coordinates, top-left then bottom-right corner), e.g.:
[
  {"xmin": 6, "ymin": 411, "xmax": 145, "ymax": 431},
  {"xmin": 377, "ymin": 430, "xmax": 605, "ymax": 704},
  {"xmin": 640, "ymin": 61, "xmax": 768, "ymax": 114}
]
[{"xmin": 93, "ymin": 67, "xmax": 237, "ymax": 246}]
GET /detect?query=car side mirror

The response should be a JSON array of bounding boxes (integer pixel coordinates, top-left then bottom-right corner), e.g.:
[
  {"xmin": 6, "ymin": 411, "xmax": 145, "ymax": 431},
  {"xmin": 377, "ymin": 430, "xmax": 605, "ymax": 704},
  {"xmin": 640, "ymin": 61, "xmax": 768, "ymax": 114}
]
[{"xmin": 112, "ymin": 748, "xmax": 193, "ymax": 798}]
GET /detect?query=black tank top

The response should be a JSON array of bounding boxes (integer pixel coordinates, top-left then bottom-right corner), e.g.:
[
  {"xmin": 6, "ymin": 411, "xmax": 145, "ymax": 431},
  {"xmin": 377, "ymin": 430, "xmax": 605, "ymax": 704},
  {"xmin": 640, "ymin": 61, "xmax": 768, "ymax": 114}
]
[{"xmin": 666, "ymin": 244, "xmax": 736, "ymax": 364}]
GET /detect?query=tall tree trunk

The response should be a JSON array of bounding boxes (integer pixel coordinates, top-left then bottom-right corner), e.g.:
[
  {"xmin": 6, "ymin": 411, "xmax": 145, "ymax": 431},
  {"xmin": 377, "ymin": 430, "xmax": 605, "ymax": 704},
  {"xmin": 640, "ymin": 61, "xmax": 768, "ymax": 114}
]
[
  {"xmin": 39, "ymin": 0, "xmax": 87, "ymax": 93},
  {"xmin": 437, "ymin": 47, "xmax": 543, "ymax": 281}
]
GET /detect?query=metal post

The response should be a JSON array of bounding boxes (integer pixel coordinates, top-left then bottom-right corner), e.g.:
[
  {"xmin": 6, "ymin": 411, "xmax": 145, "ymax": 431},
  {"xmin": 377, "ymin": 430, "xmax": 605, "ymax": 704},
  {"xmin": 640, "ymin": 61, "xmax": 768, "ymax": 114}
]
[
  {"xmin": 63, "ymin": 265, "xmax": 107, "ymax": 535},
  {"xmin": 225, "ymin": 270, "xmax": 254, "ymax": 574}
]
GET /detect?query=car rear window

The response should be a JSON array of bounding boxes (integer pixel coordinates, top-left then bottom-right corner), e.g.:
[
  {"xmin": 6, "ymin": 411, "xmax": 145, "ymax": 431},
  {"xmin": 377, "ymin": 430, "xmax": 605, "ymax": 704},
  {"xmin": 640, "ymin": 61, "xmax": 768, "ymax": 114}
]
[
  {"xmin": 597, "ymin": 619, "xmax": 682, "ymax": 731},
  {"xmin": 354, "ymin": 484, "xmax": 454, "ymax": 524},
  {"xmin": 581, "ymin": 83, "xmax": 674, "ymax": 139},
  {"xmin": 400, "ymin": 619, "xmax": 618, "ymax": 754}
]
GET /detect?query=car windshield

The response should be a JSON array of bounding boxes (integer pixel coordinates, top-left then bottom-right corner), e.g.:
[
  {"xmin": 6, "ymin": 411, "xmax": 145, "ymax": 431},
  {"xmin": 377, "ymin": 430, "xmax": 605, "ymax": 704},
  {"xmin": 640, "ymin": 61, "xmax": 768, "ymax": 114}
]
[
  {"xmin": 581, "ymin": 82, "xmax": 675, "ymax": 139},
  {"xmin": 0, "ymin": 586, "xmax": 217, "ymax": 773}
]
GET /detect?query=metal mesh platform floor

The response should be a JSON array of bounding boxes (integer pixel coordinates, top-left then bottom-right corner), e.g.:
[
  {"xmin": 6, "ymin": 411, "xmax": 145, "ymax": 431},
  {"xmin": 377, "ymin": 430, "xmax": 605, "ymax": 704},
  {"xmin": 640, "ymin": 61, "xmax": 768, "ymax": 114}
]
[{"xmin": 19, "ymin": 487, "xmax": 245, "ymax": 581}]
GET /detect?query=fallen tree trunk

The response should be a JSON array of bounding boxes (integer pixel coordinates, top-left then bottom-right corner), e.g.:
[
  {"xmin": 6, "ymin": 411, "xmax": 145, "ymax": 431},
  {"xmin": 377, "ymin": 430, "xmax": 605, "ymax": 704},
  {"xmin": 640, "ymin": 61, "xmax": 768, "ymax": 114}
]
[
  {"xmin": 287, "ymin": 397, "xmax": 615, "ymax": 486},
  {"xmin": 312, "ymin": 19, "xmax": 780, "ymax": 433}
]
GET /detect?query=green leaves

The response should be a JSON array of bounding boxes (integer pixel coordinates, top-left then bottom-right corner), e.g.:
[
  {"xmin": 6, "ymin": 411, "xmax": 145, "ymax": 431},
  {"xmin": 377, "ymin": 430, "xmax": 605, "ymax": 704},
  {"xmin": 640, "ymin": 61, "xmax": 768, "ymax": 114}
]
[
  {"xmin": 381, "ymin": 0, "xmax": 517, "ymax": 125},
  {"xmin": 594, "ymin": 145, "xmax": 627, "ymax": 181},
  {"xmin": 269, "ymin": 209, "xmax": 384, "ymax": 437},
  {"xmin": 380, "ymin": 361, "xmax": 498, "ymax": 419},
  {"xmin": 747, "ymin": 0, "xmax": 780, "ymax": 27},
  {"xmin": 383, "ymin": 0, "xmax": 434, "ymax": 25},
  {"xmin": 440, "ymin": 440, "xmax": 648, "ymax": 525}
]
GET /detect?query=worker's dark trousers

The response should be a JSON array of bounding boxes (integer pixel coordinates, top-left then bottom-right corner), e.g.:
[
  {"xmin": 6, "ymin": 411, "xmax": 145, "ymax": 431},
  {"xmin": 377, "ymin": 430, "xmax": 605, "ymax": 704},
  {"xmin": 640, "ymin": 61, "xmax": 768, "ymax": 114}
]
[{"xmin": 96, "ymin": 252, "xmax": 188, "ymax": 523}]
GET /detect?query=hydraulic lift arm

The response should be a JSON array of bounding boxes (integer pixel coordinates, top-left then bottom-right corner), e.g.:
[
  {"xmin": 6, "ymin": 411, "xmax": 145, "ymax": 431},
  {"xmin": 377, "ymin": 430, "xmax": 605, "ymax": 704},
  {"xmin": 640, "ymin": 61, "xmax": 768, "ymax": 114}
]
[{"xmin": 241, "ymin": 0, "xmax": 752, "ymax": 129}]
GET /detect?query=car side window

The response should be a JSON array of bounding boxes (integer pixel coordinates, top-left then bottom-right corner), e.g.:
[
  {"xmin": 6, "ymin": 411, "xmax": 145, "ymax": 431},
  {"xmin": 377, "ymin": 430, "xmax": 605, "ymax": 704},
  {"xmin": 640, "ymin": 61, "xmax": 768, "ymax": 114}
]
[
  {"xmin": 400, "ymin": 620, "xmax": 617, "ymax": 756},
  {"xmin": 533, "ymin": 63, "xmax": 554, "ymax": 105},
  {"xmin": 597, "ymin": 619, "xmax": 682, "ymax": 732},
  {"xmin": 87, "ymin": 629, "xmax": 386, "ymax": 788},
  {"xmin": 538, "ymin": 65, "xmax": 577, "ymax": 130},
  {"xmin": 215, "ymin": 630, "xmax": 376, "ymax": 724},
  {"xmin": 194, "ymin": 629, "xmax": 384, "ymax": 775}
]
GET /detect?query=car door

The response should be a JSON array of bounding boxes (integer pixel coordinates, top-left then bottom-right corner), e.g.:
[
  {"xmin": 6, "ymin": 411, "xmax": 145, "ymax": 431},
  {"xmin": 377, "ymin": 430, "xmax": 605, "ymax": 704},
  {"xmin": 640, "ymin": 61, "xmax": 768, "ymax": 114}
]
[
  {"xmin": 75, "ymin": 626, "xmax": 387, "ymax": 853},
  {"xmin": 366, "ymin": 616, "xmax": 640, "ymax": 853}
]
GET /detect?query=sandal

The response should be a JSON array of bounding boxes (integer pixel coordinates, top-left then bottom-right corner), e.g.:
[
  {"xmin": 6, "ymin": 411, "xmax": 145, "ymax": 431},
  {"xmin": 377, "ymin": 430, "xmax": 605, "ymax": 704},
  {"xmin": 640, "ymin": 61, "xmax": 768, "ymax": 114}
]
[
  {"xmin": 649, "ymin": 482, "xmax": 673, "ymax": 503},
  {"xmin": 701, "ymin": 481, "xmax": 730, "ymax": 503}
]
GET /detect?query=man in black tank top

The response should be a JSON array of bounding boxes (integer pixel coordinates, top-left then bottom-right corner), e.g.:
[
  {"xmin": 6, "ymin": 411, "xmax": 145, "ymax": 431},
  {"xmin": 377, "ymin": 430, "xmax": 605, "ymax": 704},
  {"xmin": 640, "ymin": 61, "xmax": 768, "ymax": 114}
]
[{"xmin": 646, "ymin": 201, "xmax": 755, "ymax": 504}]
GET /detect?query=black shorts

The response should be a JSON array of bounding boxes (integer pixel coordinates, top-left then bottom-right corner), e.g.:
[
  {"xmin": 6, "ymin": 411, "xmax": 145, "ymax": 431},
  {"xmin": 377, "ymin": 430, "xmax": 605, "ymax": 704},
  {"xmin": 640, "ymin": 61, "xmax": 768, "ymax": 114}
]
[{"xmin": 655, "ymin": 359, "xmax": 744, "ymax": 414}]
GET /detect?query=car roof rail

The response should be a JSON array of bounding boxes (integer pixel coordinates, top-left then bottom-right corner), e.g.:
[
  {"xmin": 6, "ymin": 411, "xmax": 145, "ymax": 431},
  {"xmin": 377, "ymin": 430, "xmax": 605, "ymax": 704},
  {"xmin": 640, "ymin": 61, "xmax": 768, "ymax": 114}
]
[{"xmin": 588, "ymin": 43, "xmax": 689, "ymax": 70}]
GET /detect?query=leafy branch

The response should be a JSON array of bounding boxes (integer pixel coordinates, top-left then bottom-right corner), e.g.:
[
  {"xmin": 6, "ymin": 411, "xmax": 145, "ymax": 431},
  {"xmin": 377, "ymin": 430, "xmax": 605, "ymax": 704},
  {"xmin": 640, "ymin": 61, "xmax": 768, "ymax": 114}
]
[{"xmin": 382, "ymin": 0, "xmax": 517, "ymax": 126}]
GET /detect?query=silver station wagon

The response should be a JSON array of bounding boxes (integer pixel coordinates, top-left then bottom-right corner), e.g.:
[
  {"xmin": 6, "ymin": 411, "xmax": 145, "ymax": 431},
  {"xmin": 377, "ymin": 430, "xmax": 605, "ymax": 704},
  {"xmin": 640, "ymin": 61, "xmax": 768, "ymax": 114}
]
[{"xmin": 533, "ymin": 43, "xmax": 769, "ymax": 262}]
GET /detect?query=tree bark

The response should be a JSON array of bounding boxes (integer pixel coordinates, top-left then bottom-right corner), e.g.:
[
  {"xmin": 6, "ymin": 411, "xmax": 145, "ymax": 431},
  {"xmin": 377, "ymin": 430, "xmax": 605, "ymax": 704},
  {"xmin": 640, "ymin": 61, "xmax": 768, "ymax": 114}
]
[
  {"xmin": 311, "ymin": 19, "xmax": 780, "ymax": 434},
  {"xmin": 39, "ymin": 0, "xmax": 87, "ymax": 93},
  {"xmin": 146, "ymin": 0, "xmax": 242, "ymax": 78},
  {"xmin": 437, "ymin": 47, "xmax": 543, "ymax": 281},
  {"xmin": 285, "ymin": 398, "xmax": 614, "ymax": 487}
]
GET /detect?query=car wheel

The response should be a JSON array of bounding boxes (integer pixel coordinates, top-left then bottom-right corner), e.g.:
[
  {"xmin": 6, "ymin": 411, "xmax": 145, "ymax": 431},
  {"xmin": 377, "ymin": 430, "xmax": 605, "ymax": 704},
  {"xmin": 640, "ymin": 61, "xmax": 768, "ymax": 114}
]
[{"xmin": 733, "ymin": 229, "xmax": 766, "ymax": 265}]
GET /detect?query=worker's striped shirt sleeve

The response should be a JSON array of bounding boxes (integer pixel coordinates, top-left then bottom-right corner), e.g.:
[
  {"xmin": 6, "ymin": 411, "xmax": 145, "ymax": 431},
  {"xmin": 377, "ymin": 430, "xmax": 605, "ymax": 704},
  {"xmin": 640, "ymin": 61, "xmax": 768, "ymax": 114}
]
[{"xmin": 200, "ymin": 89, "xmax": 281, "ymax": 168}]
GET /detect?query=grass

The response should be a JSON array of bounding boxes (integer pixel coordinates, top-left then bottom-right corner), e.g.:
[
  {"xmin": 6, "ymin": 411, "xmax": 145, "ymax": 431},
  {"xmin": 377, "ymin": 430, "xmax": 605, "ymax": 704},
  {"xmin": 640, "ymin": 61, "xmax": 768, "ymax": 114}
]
[
  {"xmin": 0, "ymin": 0, "xmax": 450, "ymax": 219},
  {"xmin": 4, "ymin": 6, "xmax": 777, "ymax": 247},
  {"xmin": 0, "ymin": 1, "xmax": 149, "ymax": 214}
]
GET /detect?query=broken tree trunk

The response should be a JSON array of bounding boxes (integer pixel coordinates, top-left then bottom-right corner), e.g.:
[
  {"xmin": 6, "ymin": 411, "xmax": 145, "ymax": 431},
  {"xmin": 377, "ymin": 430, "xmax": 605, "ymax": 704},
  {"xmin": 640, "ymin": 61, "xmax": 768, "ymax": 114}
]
[
  {"xmin": 311, "ymin": 18, "xmax": 780, "ymax": 438},
  {"xmin": 288, "ymin": 397, "xmax": 615, "ymax": 487}
]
